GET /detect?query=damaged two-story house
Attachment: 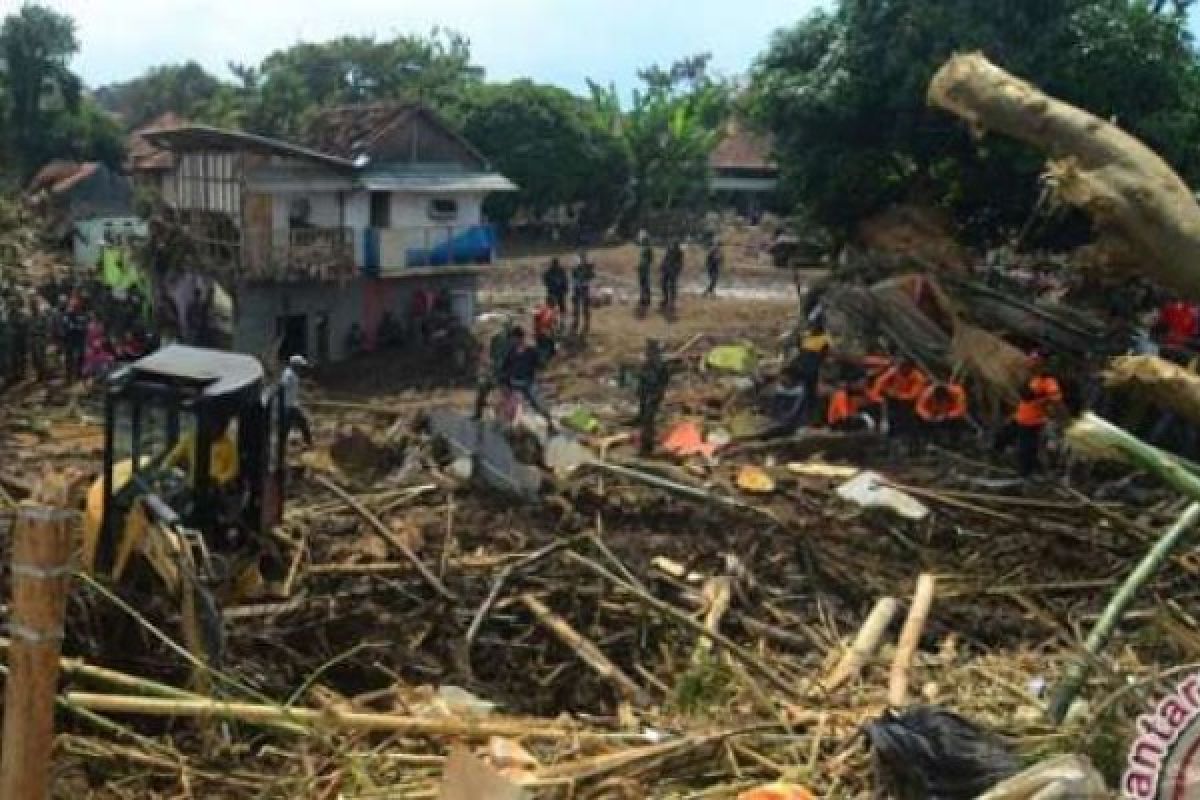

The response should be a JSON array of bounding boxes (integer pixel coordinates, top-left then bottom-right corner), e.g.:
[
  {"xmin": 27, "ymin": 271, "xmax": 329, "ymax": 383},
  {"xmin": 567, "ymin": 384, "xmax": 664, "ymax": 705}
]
[{"xmin": 144, "ymin": 104, "xmax": 516, "ymax": 362}]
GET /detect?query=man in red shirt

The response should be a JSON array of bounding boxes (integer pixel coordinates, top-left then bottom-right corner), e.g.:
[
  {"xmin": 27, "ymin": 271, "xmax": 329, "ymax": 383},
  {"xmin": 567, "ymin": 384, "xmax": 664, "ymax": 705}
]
[
  {"xmin": 1160, "ymin": 299, "xmax": 1198, "ymax": 348},
  {"xmin": 533, "ymin": 303, "xmax": 559, "ymax": 362}
]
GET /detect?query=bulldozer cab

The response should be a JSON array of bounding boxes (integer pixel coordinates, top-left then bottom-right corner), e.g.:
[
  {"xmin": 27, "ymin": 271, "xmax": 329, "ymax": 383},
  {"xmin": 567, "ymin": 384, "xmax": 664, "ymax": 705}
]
[{"xmin": 88, "ymin": 345, "xmax": 287, "ymax": 578}]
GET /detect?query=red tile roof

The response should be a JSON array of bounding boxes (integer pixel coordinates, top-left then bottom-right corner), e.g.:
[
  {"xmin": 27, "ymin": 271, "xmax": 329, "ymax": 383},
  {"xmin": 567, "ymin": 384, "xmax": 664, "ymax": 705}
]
[
  {"xmin": 128, "ymin": 111, "xmax": 187, "ymax": 172},
  {"xmin": 709, "ymin": 128, "xmax": 777, "ymax": 172},
  {"xmin": 27, "ymin": 161, "xmax": 99, "ymax": 195}
]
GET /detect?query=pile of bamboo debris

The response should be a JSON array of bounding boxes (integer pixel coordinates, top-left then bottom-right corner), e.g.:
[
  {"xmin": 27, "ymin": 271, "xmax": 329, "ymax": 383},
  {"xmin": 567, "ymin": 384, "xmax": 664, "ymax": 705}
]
[{"xmin": 3, "ymin": 372, "xmax": 1200, "ymax": 799}]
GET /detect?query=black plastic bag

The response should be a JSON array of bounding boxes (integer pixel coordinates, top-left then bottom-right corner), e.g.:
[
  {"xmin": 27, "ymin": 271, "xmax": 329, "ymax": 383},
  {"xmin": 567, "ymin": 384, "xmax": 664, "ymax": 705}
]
[{"xmin": 864, "ymin": 706, "xmax": 1021, "ymax": 800}]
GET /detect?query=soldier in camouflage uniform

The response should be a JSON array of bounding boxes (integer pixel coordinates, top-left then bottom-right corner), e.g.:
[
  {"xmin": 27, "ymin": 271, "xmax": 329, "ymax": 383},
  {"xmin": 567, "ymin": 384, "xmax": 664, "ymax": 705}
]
[
  {"xmin": 27, "ymin": 298, "xmax": 49, "ymax": 381},
  {"xmin": 634, "ymin": 338, "xmax": 671, "ymax": 456},
  {"xmin": 0, "ymin": 300, "xmax": 11, "ymax": 388},
  {"xmin": 9, "ymin": 298, "xmax": 27, "ymax": 383}
]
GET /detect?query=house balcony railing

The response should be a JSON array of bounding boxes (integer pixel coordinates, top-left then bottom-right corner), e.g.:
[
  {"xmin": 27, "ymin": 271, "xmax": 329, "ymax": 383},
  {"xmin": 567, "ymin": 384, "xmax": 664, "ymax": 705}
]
[
  {"xmin": 207, "ymin": 225, "xmax": 495, "ymax": 283},
  {"xmin": 361, "ymin": 225, "xmax": 497, "ymax": 276}
]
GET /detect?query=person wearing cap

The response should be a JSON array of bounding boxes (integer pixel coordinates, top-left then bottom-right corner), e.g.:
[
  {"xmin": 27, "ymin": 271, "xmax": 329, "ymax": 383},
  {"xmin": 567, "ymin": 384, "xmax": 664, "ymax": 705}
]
[
  {"xmin": 281, "ymin": 354, "xmax": 314, "ymax": 448},
  {"xmin": 636, "ymin": 232, "xmax": 654, "ymax": 313},
  {"xmin": 634, "ymin": 338, "xmax": 672, "ymax": 456},
  {"xmin": 915, "ymin": 381, "xmax": 969, "ymax": 445},
  {"xmin": 703, "ymin": 236, "xmax": 722, "ymax": 297},
  {"xmin": 995, "ymin": 353, "xmax": 1062, "ymax": 477},
  {"xmin": 783, "ymin": 319, "xmax": 834, "ymax": 425}
]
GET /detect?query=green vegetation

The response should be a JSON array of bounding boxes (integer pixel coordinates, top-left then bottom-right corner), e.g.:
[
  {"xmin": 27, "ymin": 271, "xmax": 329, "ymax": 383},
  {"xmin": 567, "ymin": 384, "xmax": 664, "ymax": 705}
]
[{"xmin": 749, "ymin": 0, "xmax": 1200, "ymax": 241}]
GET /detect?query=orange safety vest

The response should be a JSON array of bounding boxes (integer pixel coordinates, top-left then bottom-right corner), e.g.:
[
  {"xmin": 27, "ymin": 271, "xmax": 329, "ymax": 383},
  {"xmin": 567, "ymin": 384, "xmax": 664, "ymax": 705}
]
[
  {"xmin": 533, "ymin": 305, "xmax": 558, "ymax": 337},
  {"xmin": 826, "ymin": 389, "xmax": 861, "ymax": 427},
  {"xmin": 872, "ymin": 366, "xmax": 929, "ymax": 405},
  {"xmin": 1015, "ymin": 375, "xmax": 1062, "ymax": 427},
  {"xmin": 916, "ymin": 383, "xmax": 967, "ymax": 422}
]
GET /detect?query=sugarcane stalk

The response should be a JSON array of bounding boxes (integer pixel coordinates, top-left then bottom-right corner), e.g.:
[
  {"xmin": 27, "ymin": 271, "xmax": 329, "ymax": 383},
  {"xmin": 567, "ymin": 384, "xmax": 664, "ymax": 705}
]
[
  {"xmin": 822, "ymin": 597, "xmax": 899, "ymax": 692},
  {"xmin": 888, "ymin": 574, "xmax": 937, "ymax": 707},
  {"xmin": 1049, "ymin": 413, "xmax": 1200, "ymax": 722},
  {"xmin": 63, "ymin": 692, "xmax": 609, "ymax": 741}
]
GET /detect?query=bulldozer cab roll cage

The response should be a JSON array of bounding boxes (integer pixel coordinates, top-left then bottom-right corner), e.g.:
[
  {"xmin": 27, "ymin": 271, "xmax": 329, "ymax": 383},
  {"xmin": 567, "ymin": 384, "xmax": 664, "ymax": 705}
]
[{"xmin": 95, "ymin": 345, "xmax": 287, "ymax": 576}]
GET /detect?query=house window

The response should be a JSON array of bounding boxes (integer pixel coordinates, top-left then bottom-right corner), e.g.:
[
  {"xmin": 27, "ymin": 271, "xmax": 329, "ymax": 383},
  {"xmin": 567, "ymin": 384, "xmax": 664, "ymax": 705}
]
[
  {"xmin": 428, "ymin": 197, "xmax": 458, "ymax": 221},
  {"xmin": 369, "ymin": 192, "xmax": 391, "ymax": 228},
  {"xmin": 288, "ymin": 197, "xmax": 312, "ymax": 229}
]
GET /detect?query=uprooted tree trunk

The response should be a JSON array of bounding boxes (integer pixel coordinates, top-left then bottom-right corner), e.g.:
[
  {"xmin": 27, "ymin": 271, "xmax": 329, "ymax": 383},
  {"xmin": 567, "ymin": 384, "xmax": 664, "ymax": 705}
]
[{"xmin": 928, "ymin": 52, "xmax": 1200, "ymax": 299}]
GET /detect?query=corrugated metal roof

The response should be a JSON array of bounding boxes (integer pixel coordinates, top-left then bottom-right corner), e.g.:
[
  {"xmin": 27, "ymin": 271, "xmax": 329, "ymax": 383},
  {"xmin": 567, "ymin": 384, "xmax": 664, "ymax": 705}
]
[
  {"xmin": 144, "ymin": 126, "xmax": 356, "ymax": 169},
  {"xmin": 359, "ymin": 171, "xmax": 517, "ymax": 192}
]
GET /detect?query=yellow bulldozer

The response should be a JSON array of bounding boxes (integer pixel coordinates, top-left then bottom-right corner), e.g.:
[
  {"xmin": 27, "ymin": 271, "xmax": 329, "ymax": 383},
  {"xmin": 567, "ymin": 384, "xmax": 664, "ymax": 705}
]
[{"xmin": 83, "ymin": 345, "xmax": 290, "ymax": 672}]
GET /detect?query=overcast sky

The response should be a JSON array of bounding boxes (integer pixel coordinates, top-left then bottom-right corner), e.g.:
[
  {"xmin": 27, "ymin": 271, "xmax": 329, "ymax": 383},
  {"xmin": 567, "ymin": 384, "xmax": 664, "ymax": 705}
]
[{"xmin": 34, "ymin": 0, "xmax": 825, "ymax": 94}]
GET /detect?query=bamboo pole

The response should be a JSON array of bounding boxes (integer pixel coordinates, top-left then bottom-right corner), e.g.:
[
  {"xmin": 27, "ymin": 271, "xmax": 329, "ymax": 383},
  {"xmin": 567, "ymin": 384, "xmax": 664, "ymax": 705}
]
[
  {"xmin": 0, "ymin": 506, "xmax": 74, "ymax": 800},
  {"xmin": 1049, "ymin": 413, "xmax": 1200, "ymax": 722},
  {"xmin": 821, "ymin": 597, "xmax": 898, "ymax": 693},
  {"xmin": 888, "ymin": 574, "xmax": 937, "ymax": 707},
  {"xmin": 312, "ymin": 474, "xmax": 456, "ymax": 601},
  {"xmin": 521, "ymin": 593, "xmax": 647, "ymax": 704},
  {"xmin": 63, "ymin": 693, "xmax": 613, "ymax": 741}
]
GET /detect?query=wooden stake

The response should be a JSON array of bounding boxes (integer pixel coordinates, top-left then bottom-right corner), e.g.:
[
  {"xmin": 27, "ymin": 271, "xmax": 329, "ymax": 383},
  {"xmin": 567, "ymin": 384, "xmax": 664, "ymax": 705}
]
[
  {"xmin": 0, "ymin": 505, "xmax": 74, "ymax": 800},
  {"xmin": 521, "ymin": 593, "xmax": 647, "ymax": 704},
  {"xmin": 888, "ymin": 574, "xmax": 937, "ymax": 707},
  {"xmin": 821, "ymin": 597, "xmax": 898, "ymax": 693}
]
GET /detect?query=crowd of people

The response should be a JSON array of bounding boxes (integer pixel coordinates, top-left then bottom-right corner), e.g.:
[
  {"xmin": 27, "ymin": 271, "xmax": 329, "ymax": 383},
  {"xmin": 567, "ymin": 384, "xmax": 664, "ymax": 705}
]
[{"xmin": 0, "ymin": 277, "xmax": 159, "ymax": 389}]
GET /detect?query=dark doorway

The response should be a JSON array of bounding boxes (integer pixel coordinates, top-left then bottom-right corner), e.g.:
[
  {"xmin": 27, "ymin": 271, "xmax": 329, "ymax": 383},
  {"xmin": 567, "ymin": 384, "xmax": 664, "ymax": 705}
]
[
  {"xmin": 370, "ymin": 192, "xmax": 391, "ymax": 228},
  {"xmin": 276, "ymin": 314, "xmax": 308, "ymax": 360}
]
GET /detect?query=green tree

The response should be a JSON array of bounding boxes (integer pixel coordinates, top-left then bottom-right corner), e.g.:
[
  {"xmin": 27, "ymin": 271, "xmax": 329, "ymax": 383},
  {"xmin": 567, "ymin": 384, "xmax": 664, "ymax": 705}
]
[
  {"xmin": 0, "ymin": 4, "xmax": 83, "ymax": 174},
  {"xmin": 750, "ymin": 0, "xmax": 1200, "ymax": 241},
  {"xmin": 455, "ymin": 80, "xmax": 631, "ymax": 230},
  {"xmin": 590, "ymin": 53, "xmax": 729, "ymax": 227},
  {"xmin": 93, "ymin": 62, "xmax": 223, "ymax": 128},
  {"xmin": 240, "ymin": 30, "xmax": 483, "ymax": 138}
]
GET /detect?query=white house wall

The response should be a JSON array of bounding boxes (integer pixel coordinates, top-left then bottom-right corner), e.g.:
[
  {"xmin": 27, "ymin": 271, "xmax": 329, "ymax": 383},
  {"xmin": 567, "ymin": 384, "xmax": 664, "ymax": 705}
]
[
  {"xmin": 269, "ymin": 191, "xmax": 344, "ymax": 230},
  {"xmin": 389, "ymin": 192, "xmax": 484, "ymax": 228}
]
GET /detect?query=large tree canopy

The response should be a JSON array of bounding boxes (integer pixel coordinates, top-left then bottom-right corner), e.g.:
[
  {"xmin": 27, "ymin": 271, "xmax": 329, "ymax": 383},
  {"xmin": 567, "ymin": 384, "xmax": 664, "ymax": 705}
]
[
  {"xmin": 0, "ymin": 4, "xmax": 121, "ymax": 177},
  {"xmin": 92, "ymin": 62, "xmax": 223, "ymax": 129},
  {"xmin": 750, "ymin": 0, "xmax": 1200, "ymax": 242},
  {"xmin": 455, "ymin": 81, "xmax": 630, "ymax": 230}
]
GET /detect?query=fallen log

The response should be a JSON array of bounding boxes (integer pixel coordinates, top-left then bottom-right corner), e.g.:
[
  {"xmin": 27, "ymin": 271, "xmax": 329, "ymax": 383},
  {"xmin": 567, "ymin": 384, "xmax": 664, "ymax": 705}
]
[{"xmin": 929, "ymin": 52, "xmax": 1200, "ymax": 299}]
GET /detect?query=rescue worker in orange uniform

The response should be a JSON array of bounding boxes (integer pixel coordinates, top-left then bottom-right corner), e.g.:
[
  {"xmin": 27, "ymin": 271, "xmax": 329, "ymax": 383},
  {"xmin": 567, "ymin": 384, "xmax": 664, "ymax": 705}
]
[
  {"xmin": 872, "ymin": 356, "xmax": 930, "ymax": 445},
  {"xmin": 995, "ymin": 353, "xmax": 1063, "ymax": 477},
  {"xmin": 827, "ymin": 380, "xmax": 873, "ymax": 432},
  {"xmin": 533, "ymin": 302, "xmax": 559, "ymax": 362},
  {"xmin": 916, "ymin": 381, "xmax": 969, "ymax": 444}
]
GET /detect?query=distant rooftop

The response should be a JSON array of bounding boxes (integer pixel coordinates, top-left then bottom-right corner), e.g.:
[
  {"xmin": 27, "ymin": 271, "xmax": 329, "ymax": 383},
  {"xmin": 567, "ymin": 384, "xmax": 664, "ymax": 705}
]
[{"xmin": 709, "ymin": 125, "xmax": 777, "ymax": 172}]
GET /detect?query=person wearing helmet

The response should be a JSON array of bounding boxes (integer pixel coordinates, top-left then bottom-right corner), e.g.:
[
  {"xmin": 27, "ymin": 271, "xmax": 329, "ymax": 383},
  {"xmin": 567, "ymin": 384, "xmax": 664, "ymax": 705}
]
[{"xmin": 281, "ymin": 354, "xmax": 314, "ymax": 448}]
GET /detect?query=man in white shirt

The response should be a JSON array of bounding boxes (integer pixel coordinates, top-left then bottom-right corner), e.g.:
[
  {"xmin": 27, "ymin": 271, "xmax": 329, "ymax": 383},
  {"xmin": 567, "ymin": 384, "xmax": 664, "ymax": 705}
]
[{"xmin": 281, "ymin": 354, "xmax": 314, "ymax": 448}]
